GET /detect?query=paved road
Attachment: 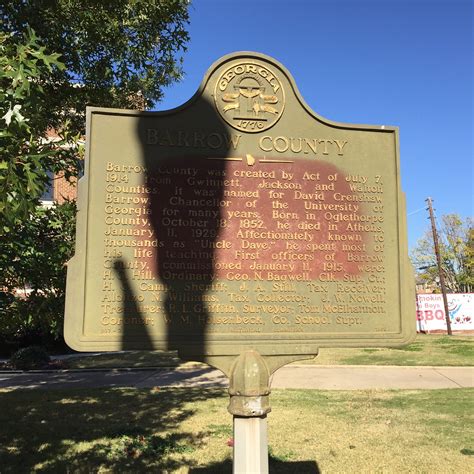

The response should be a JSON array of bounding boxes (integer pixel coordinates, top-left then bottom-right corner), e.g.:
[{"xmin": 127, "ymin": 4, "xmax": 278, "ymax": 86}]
[{"xmin": 0, "ymin": 365, "xmax": 472, "ymax": 391}]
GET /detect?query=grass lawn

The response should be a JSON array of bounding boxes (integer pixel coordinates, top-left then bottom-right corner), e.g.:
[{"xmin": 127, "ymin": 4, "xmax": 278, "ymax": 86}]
[
  {"xmin": 0, "ymin": 386, "xmax": 472, "ymax": 473},
  {"xmin": 64, "ymin": 334, "xmax": 473, "ymax": 370},
  {"xmin": 303, "ymin": 333, "xmax": 474, "ymax": 366}
]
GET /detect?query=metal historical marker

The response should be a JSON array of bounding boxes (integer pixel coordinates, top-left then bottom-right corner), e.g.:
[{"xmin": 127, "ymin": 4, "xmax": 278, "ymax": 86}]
[
  {"xmin": 65, "ymin": 52, "xmax": 415, "ymax": 472},
  {"xmin": 65, "ymin": 52, "xmax": 415, "ymax": 361}
]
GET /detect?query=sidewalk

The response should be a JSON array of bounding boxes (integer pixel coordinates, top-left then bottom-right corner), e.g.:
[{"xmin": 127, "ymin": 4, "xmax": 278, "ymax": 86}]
[{"xmin": 0, "ymin": 365, "xmax": 472, "ymax": 391}]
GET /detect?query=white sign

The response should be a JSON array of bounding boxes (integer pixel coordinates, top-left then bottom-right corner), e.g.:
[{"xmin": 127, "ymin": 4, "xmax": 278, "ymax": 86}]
[{"xmin": 416, "ymin": 293, "xmax": 473, "ymax": 332}]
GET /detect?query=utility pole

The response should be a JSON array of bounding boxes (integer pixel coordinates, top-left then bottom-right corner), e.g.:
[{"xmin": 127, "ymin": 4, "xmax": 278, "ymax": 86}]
[{"xmin": 426, "ymin": 197, "xmax": 452, "ymax": 335}]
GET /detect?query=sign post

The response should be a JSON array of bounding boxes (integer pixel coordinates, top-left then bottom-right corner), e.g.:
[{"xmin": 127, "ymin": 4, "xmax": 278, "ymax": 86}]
[
  {"xmin": 65, "ymin": 52, "xmax": 415, "ymax": 471},
  {"xmin": 229, "ymin": 350, "xmax": 270, "ymax": 473}
]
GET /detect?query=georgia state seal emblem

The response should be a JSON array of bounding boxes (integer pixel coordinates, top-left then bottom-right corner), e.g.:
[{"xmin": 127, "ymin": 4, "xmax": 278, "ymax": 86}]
[{"xmin": 214, "ymin": 61, "xmax": 285, "ymax": 133}]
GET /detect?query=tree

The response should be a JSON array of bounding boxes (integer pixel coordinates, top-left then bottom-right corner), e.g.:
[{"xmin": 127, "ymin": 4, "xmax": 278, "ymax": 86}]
[
  {"xmin": 0, "ymin": 202, "xmax": 76, "ymax": 352},
  {"xmin": 0, "ymin": 27, "xmax": 80, "ymax": 231},
  {"xmin": 2, "ymin": 1, "xmax": 190, "ymax": 123},
  {"xmin": 411, "ymin": 214, "xmax": 474, "ymax": 293},
  {"xmin": 1, "ymin": 0, "xmax": 190, "ymax": 225},
  {"xmin": 0, "ymin": 1, "xmax": 190, "ymax": 350}
]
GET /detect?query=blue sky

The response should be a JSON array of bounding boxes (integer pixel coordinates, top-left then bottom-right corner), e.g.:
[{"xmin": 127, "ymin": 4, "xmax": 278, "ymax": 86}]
[{"xmin": 156, "ymin": 0, "xmax": 473, "ymax": 251}]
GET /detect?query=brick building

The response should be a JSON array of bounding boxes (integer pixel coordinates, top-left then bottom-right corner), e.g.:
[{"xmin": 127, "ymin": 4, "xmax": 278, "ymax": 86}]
[{"xmin": 41, "ymin": 128, "xmax": 81, "ymax": 205}]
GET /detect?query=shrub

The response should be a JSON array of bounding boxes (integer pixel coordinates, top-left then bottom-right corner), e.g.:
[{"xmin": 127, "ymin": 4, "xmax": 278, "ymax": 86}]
[
  {"xmin": 0, "ymin": 202, "xmax": 76, "ymax": 352},
  {"xmin": 10, "ymin": 346, "xmax": 50, "ymax": 370}
]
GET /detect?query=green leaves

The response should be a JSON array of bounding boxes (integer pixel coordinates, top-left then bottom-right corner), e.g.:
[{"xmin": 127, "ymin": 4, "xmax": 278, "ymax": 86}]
[
  {"xmin": 0, "ymin": 1, "xmax": 190, "ymax": 348},
  {"xmin": 1, "ymin": 29, "xmax": 81, "ymax": 231},
  {"xmin": 1, "ymin": 2, "xmax": 190, "ymax": 229},
  {"xmin": 2, "ymin": 0, "xmax": 190, "ymax": 112},
  {"xmin": 1, "ymin": 28, "xmax": 64, "ymax": 105},
  {"xmin": 411, "ymin": 214, "xmax": 473, "ymax": 293},
  {"xmin": 0, "ymin": 202, "xmax": 77, "ymax": 343}
]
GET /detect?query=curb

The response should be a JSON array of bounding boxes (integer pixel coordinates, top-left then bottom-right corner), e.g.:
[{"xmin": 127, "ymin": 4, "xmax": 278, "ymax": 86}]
[
  {"xmin": 0, "ymin": 363, "xmax": 207, "ymax": 375},
  {"xmin": 289, "ymin": 364, "xmax": 474, "ymax": 369},
  {"xmin": 1, "ymin": 364, "xmax": 473, "ymax": 375},
  {"xmin": 0, "ymin": 367, "xmax": 172, "ymax": 375}
]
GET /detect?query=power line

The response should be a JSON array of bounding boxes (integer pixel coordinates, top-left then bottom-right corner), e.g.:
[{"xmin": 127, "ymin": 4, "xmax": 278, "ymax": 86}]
[{"xmin": 407, "ymin": 207, "xmax": 425, "ymax": 216}]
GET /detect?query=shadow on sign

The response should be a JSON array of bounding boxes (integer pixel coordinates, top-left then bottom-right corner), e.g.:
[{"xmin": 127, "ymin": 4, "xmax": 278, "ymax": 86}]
[{"xmin": 110, "ymin": 96, "xmax": 231, "ymax": 359}]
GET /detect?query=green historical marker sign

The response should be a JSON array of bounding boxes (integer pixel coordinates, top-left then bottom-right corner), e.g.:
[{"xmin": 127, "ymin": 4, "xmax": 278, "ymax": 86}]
[{"xmin": 64, "ymin": 52, "xmax": 415, "ymax": 361}]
